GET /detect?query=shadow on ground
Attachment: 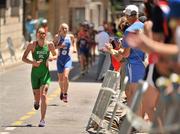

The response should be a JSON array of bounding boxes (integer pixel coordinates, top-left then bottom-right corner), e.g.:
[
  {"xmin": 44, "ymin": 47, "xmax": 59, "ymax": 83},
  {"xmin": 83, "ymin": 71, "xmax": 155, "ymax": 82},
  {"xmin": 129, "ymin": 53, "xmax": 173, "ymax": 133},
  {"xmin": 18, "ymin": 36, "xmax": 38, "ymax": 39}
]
[
  {"xmin": 1, "ymin": 124, "xmax": 37, "ymax": 127},
  {"xmin": 50, "ymin": 60, "xmax": 102, "ymax": 83}
]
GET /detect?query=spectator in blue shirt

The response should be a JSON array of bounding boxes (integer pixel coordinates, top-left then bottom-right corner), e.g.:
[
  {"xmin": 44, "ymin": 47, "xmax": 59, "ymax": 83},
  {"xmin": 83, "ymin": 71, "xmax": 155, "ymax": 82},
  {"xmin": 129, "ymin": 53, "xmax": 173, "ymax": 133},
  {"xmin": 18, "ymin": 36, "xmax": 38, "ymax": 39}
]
[
  {"xmin": 25, "ymin": 15, "xmax": 36, "ymax": 41},
  {"xmin": 121, "ymin": 6, "xmax": 146, "ymax": 115}
]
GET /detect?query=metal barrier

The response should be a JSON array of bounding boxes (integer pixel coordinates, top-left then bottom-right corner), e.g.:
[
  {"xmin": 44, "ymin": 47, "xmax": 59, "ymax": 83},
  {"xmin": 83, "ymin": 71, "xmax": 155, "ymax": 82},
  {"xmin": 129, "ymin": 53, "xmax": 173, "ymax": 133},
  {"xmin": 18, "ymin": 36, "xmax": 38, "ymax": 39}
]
[
  {"xmin": 87, "ymin": 71, "xmax": 180, "ymax": 134},
  {"xmin": 86, "ymin": 87, "xmax": 116, "ymax": 133},
  {"xmin": 101, "ymin": 70, "xmax": 120, "ymax": 90},
  {"xmin": 118, "ymin": 80, "xmax": 151, "ymax": 134},
  {"xmin": 149, "ymin": 74, "xmax": 180, "ymax": 133},
  {"xmin": 86, "ymin": 70, "xmax": 120, "ymax": 133},
  {"xmin": 103, "ymin": 63, "xmax": 127, "ymax": 133},
  {"xmin": 86, "ymin": 78, "xmax": 152, "ymax": 134},
  {"xmin": 7, "ymin": 37, "xmax": 16, "ymax": 61},
  {"xmin": 164, "ymin": 74, "xmax": 180, "ymax": 129},
  {"xmin": 107, "ymin": 76, "xmax": 128, "ymax": 131},
  {"xmin": 87, "ymin": 72, "xmax": 180, "ymax": 134},
  {"xmin": 0, "ymin": 49, "xmax": 4, "ymax": 65},
  {"xmin": 117, "ymin": 74, "xmax": 180, "ymax": 134},
  {"xmin": 20, "ymin": 36, "xmax": 28, "ymax": 50}
]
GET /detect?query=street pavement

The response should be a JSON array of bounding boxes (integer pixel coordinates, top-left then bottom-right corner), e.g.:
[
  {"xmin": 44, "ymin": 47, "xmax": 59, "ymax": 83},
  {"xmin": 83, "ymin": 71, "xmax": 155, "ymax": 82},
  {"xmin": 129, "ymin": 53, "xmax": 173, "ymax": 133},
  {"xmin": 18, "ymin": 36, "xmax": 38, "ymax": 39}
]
[{"xmin": 0, "ymin": 52, "xmax": 102, "ymax": 134}]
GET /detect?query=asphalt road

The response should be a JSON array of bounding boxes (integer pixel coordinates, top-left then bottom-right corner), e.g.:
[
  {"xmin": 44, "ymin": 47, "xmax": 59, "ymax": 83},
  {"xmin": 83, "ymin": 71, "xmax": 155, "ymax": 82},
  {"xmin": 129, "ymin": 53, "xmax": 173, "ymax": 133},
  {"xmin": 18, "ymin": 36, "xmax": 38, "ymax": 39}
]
[{"xmin": 0, "ymin": 55, "xmax": 102, "ymax": 134}]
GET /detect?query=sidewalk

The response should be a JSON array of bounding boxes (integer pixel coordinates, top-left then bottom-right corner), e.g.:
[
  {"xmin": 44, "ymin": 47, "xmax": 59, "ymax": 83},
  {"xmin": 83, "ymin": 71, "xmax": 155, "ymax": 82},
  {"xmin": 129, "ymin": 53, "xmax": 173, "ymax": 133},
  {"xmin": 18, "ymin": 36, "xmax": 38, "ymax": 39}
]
[{"xmin": 0, "ymin": 47, "xmax": 24, "ymax": 72}]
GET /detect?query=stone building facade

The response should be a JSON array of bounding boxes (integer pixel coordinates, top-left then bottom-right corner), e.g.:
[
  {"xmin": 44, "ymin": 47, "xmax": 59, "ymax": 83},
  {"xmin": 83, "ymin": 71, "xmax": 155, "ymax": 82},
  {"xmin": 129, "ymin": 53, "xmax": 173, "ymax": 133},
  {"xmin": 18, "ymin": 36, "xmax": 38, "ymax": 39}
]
[
  {"xmin": 0, "ymin": 0, "xmax": 23, "ymax": 61},
  {"xmin": 46, "ymin": 0, "xmax": 111, "ymax": 34},
  {"xmin": 24, "ymin": 0, "xmax": 143, "ymax": 35},
  {"xmin": 25, "ymin": 0, "xmax": 111, "ymax": 35}
]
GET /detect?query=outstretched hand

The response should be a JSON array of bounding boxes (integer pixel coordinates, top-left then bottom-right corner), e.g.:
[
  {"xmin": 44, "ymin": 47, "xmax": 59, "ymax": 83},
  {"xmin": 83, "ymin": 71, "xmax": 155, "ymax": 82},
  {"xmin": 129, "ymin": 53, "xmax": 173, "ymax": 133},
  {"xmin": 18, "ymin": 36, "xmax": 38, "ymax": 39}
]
[
  {"xmin": 101, "ymin": 43, "xmax": 113, "ymax": 53},
  {"xmin": 105, "ymin": 43, "xmax": 113, "ymax": 50}
]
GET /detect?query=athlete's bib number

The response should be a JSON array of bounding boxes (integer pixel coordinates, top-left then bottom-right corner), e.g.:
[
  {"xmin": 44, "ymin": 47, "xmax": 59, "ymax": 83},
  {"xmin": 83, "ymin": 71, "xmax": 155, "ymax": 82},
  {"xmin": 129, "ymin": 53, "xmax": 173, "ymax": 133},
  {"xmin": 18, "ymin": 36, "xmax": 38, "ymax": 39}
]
[
  {"xmin": 39, "ymin": 55, "xmax": 44, "ymax": 59},
  {"xmin": 80, "ymin": 40, "xmax": 86, "ymax": 45},
  {"xmin": 61, "ymin": 50, "xmax": 67, "ymax": 55}
]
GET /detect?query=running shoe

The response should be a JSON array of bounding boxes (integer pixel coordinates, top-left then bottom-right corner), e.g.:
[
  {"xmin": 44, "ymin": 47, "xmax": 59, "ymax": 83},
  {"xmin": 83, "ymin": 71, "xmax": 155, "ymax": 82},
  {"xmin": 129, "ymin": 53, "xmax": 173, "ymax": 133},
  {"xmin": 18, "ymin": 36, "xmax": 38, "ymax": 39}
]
[
  {"xmin": 38, "ymin": 120, "xmax": 45, "ymax": 127},
  {"xmin": 34, "ymin": 102, "xmax": 39, "ymax": 110},
  {"xmin": 60, "ymin": 92, "xmax": 63, "ymax": 100},
  {"xmin": 63, "ymin": 93, "xmax": 68, "ymax": 103}
]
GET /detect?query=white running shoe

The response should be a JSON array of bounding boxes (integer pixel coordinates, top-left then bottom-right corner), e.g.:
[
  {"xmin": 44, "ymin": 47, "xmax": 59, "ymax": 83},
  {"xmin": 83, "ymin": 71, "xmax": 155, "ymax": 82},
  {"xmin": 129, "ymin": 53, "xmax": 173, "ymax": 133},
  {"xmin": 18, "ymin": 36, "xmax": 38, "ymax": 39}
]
[{"xmin": 38, "ymin": 120, "xmax": 45, "ymax": 127}]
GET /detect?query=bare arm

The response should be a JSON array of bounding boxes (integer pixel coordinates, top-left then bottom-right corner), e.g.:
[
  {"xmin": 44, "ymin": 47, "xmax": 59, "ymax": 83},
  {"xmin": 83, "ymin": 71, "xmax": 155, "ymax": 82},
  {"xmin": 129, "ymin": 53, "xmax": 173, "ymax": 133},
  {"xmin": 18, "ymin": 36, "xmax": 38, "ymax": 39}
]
[
  {"xmin": 69, "ymin": 34, "xmax": 76, "ymax": 52},
  {"xmin": 22, "ymin": 42, "xmax": 34, "ymax": 64},
  {"xmin": 22, "ymin": 42, "xmax": 42, "ymax": 67},
  {"xmin": 53, "ymin": 34, "xmax": 59, "ymax": 49},
  {"xmin": 126, "ymin": 32, "xmax": 179, "ymax": 55},
  {"xmin": 53, "ymin": 34, "xmax": 66, "ymax": 49},
  {"xmin": 139, "ymin": 33, "xmax": 179, "ymax": 55},
  {"xmin": 48, "ymin": 41, "xmax": 57, "ymax": 61},
  {"xmin": 104, "ymin": 43, "xmax": 130, "ymax": 61}
]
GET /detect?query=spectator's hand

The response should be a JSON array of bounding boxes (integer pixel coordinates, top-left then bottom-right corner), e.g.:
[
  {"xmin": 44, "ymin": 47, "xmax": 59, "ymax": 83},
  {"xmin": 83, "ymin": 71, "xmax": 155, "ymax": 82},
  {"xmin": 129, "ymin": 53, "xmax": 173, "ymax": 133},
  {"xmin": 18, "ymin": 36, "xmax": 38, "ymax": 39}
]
[
  {"xmin": 105, "ymin": 43, "xmax": 113, "ymax": 51},
  {"xmin": 48, "ymin": 57, "xmax": 54, "ymax": 62},
  {"xmin": 48, "ymin": 55, "xmax": 57, "ymax": 62},
  {"xmin": 101, "ymin": 47, "xmax": 108, "ymax": 52}
]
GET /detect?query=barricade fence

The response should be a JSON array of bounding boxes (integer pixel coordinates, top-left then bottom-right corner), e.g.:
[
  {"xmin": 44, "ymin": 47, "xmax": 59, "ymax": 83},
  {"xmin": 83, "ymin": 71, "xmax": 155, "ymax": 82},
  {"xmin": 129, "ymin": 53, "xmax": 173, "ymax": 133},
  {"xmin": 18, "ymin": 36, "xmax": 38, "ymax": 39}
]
[
  {"xmin": 86, "ymin": 70, "xmax": 120, "ymax": 133},
  {"xmin": 86, "ymin": 71, "xmax": 180, "ymax": 134},
  {"xmin": 0, "ymin": 35, "xmax": 28, "ymax": 67}
]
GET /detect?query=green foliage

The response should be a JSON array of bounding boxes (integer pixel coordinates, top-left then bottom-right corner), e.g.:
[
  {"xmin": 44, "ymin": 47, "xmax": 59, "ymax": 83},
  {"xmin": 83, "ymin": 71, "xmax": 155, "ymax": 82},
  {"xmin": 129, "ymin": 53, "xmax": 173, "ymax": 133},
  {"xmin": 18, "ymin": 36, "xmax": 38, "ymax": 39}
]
[{"xmin": 111, "ymin": 0, "xmax": 124, "ymax": 11}]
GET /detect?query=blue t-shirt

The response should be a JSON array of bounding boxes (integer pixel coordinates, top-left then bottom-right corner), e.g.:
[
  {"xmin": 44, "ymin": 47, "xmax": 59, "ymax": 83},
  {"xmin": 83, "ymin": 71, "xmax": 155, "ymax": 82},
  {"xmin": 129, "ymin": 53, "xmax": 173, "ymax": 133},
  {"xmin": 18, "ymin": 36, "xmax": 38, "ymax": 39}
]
[
  {"xmin": 122, "ymin": 21, "xmax": 145, "ymax": 64},
  {"xmin": 25, "ymin": 20, "xmax": 35, "ymax": 34}
]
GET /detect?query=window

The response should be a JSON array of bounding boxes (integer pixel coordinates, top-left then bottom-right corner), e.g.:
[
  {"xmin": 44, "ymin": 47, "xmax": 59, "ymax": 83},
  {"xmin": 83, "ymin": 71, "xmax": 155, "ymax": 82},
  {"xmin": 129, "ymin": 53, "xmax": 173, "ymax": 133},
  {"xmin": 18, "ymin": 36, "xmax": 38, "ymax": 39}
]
[
  {"xmin": 11, "ymin": 0, "xmax": 20, "ymax": 17},
  {"xmin": 0, "ymin": 0, "xmax": 6, "ymax": 9}
]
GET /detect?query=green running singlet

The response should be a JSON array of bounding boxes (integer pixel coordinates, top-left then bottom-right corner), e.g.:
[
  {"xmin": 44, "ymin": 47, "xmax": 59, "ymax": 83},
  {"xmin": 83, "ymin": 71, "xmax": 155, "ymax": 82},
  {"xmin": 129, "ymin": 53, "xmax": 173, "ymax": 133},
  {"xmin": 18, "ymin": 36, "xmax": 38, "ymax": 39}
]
[{"xmin": 31, "ymin": 41, "xmax": 51, "ymax": 89}]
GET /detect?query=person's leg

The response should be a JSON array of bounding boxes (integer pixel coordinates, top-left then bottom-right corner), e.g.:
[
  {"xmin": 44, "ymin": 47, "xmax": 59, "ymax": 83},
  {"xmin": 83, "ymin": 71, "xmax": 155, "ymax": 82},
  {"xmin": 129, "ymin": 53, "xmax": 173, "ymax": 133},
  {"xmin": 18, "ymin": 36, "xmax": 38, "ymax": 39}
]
[
  {"xmin": 79, "ymin": 54, "xmax": 86, "ymax": 74},
  {"xmin": 62, "ymin": 59, "xmax": 72, "ymax": 102},
  {"xmin": 57, "ymin": 59, "xmax": 65, "ymax": 100},
  {"xmin": 63, "ymin": 68, "xmax": 70, "ymax": 93},
  {"xmin": 92, "ymin": 44, "xmax": 96, "ymax": 62},
  {"xmin": 38, "ymin": 70, "xmax": 51, "ymax": 127},
  {"xmin": 125, "ymin": 83, "xmax": 144, "ymax": 117},
  {"xmin": 39, "ymin": 85, "xmax": 48, "ymax": 122},
  {"xmin": 133, "ymin": 64, "xmax": 146, "ymax": 117},
  {"xmin": 58, "ymin": 73, "xmax": 64, "ymax": 99},
  {"xmin": 125, "ymin": 83, "xmax": 138, "ymax": 106},
  {"xmin": 62, "ymin": 68, "xmax": 71, "ymax": 103},
  {"xmin": 142, "ymin": 64, "xmax": 160, "ymax": 121},
  {"xmin": 85, "ymin": 52, "xmax": 90, "ymax": 71},
  {"xmin": 142, "ymin": 85, "xmax": 160, "ymax": 121},
  {"xmin": 31, "ymin": 72, "xmax": 40, "ymax": 110},
  {"xmin": 33, "ymin": 89, "xmax": 40, "ymax": 110},
  {"xmin": 125, "ymin": 64, "xmax": 145, "ymax": 117}
]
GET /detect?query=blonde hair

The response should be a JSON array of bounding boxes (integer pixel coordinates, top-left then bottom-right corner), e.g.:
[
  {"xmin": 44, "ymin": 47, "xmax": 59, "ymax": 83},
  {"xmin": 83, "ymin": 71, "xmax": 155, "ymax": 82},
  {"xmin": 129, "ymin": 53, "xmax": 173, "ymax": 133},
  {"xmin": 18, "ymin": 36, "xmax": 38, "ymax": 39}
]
[{"xmin": 59, "ymin": 23, "xmax": 69, "ymax": 31}]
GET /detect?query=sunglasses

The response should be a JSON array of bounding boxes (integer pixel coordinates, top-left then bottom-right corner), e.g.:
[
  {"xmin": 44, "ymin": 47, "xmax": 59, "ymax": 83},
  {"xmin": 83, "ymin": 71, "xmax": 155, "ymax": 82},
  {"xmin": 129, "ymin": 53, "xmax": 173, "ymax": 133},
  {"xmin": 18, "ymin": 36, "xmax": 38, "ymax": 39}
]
[{"xmin": 38, "ymin": 31, "xmax": 46, "ymax": 35}]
